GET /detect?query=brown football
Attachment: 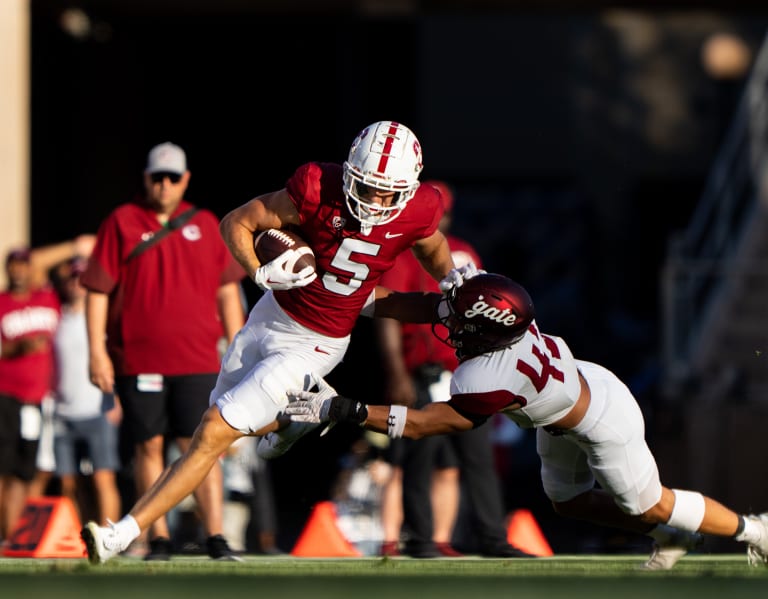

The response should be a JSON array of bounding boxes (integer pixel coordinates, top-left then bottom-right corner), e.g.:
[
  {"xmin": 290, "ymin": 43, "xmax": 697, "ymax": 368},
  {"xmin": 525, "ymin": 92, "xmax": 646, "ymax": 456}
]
[{"xmin": 253, "ymin": 229, "xmax": 316, "ymax": 274}]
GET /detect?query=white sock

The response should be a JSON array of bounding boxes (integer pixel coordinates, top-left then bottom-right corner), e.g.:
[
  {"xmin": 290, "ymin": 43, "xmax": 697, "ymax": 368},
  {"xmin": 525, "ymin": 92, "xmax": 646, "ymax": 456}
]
[{"xmin": 113, "ymin": 515, "xmax": 141, "ymax": 548}]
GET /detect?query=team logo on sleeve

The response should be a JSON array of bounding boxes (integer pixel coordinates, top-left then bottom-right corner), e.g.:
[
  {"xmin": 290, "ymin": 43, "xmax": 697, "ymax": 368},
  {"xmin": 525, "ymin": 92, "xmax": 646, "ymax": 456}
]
[{"xmin": 332, "ymin": 216, "xmax": 346, "ymax": 229}]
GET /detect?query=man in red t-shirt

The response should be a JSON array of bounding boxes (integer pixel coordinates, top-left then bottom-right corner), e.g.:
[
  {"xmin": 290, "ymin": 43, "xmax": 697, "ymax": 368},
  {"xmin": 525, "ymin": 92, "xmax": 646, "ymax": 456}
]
[
  {"xmin": 81, "ymin": 121, "xmax": 456, "ymax": 565},
  {"xmin": 80, "ymin": 142, "xmax": 246, "ymax": 561}
]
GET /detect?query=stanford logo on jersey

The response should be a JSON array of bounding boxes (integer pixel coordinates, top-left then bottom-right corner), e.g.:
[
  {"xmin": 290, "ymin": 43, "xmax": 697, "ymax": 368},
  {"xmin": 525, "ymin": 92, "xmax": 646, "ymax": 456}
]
[{"xmin": 463, "ymin": 295, "xmax": 518, "ymax": 327}]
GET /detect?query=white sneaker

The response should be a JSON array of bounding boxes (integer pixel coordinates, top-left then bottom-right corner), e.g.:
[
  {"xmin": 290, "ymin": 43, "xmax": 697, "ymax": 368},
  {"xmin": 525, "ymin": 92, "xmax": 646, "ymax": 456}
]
[
  {"xmin": 256, "ymin": 421, "xmax": 319, "ymax": 459},
  {"xmin": 81, "ymin": 521, "xmax": 127, "ymax": 565},
  {"xmin": 746, "ymin": 513, "xmax": 768, "ymax": 567},
  {"xmin": 642, "ymin": 529, "xmax": 702, "ymax": 571}
]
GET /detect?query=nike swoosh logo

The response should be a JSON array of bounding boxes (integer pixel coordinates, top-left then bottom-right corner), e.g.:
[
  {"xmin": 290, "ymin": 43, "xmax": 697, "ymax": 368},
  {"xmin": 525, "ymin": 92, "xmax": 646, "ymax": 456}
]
[
  {"xmin": 385, "ymin": 232, "xmax": 403, "ymax": 239},
  {"xmin": 314, "ymin": 346, "xmax": 330, "ymax": 355}
]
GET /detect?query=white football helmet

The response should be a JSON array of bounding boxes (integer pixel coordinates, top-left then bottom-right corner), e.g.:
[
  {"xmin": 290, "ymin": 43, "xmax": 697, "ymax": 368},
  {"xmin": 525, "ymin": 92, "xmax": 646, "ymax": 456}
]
[{"xmin": 343, "ymin": 121, "xmax": 423, "ymax": 227}]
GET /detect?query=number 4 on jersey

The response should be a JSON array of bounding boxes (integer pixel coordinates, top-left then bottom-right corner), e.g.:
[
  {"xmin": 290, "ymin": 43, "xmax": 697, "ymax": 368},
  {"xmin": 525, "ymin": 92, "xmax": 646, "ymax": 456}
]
[{"xmin": 516, "ymin": 325, "xmax": 565, "ymax": 392}]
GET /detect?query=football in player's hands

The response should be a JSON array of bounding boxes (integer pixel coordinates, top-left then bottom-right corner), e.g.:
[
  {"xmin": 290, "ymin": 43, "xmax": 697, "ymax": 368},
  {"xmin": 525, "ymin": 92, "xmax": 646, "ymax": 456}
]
[{"xmin": 253, "ymin": 229, "xmax": 316, "ymax": 274}]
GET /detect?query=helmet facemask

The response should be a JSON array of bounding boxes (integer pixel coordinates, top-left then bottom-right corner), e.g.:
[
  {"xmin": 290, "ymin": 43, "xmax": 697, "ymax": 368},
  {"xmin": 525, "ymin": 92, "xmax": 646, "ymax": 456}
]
[
  {"xmin": 432, "ymin": 293, "xmax": 456, "ymax": 350},
  {"xmin": 432, "ymin": 290, "xmax": 496, "ymax": 359}
]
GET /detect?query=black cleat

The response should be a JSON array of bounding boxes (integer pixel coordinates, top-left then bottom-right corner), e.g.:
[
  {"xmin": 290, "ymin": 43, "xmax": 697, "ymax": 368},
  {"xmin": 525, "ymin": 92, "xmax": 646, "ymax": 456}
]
[
  {"xmin": 144, "ymin": 536, "xmax": 172, "ymax": 561},
  {"xmin": 206, "ymin": 534, "xmax": 243, "ymax": 562}
]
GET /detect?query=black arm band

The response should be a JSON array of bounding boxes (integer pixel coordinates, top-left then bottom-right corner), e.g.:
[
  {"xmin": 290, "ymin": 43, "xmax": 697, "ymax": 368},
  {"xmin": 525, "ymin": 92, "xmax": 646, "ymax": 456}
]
[{"xmin": 329, "ymin": 396, "xmax": 368, "ymax": 425}]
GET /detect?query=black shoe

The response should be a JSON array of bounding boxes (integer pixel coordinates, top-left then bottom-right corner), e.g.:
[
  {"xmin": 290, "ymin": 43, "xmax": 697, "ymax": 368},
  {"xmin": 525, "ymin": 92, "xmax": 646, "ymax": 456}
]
[
  {"xmin": 144, "ymin": 537, "xmax": 172, "ymax": 561},
  {"xmin": 480, "ymin": 542, "xmax": 536, "ymax": 558},
  {"xmin": 206, "ymin": 534, "xmax": 243, "ymax": 562}
]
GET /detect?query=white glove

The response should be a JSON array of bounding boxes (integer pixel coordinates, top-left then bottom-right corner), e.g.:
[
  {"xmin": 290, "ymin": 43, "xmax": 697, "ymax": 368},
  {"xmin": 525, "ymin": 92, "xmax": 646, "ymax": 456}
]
[
  {"xmin": 253, "ymin": 249, "xmax": 317, "ymax": 291},
  {"xmin": 438, "ymin": 262, "xmax": 485, "ymax": 292},
  {"xmin": 285, "ymin": 376, "xmax": 339, "ymax": 424}
]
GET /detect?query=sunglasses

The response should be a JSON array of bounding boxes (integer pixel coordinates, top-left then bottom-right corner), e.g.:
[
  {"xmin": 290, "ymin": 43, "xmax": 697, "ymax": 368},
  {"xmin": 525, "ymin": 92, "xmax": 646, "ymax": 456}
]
[{"xmin": 150, "ymin": 172, "xmax": 182, "ymax": 184}]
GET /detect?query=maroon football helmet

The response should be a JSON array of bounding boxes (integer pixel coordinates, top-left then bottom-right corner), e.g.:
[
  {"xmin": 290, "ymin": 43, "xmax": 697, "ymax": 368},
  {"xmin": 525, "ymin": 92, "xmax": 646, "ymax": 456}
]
[{"xmin": 433, "ymin": 273, "xmax": 535, "ymax": 359}]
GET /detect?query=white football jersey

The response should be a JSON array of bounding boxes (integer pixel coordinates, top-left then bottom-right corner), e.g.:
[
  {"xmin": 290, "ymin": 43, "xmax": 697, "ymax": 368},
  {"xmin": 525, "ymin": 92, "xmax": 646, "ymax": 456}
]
[{"xmin": 449, "ymin": 320, "xmax": 582, "ymax": 428}]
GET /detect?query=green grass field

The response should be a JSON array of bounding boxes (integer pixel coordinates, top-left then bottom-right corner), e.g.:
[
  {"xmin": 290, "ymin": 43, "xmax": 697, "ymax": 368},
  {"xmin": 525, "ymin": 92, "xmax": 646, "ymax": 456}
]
[{"xmin": 2, "ymin": 554, "xmax": 768, "ymax": 599}]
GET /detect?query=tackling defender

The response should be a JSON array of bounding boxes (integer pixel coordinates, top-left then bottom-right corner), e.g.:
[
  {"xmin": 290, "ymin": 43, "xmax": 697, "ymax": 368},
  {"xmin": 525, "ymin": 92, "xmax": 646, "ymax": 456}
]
[
  {"xmin": 286, "ymin": 271, "xmax": 768, "ymax": 570},
  {"xmin": 81, "ymin": 120, "xmax": 456, "ymax": 564}
]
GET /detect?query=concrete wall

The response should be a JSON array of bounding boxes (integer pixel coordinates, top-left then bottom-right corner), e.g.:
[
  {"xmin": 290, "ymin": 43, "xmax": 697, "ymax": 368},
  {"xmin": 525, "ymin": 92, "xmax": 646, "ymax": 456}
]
[{"xmin": 0, "ymin": 0, "xmax": 29, "ymax": 288}]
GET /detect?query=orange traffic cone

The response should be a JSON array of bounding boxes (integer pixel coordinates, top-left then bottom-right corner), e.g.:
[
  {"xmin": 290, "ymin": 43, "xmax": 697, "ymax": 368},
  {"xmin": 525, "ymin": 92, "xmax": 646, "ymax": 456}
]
[
  {"xmin": 3, "ymin": 496, "xmax": 85, "ymax": 558},
  {"xmin": 506, "ymin": 508, "xmax": 554, "ymax": 557},
  {"xmin": 291, "ymin": 501, "xmax": 362, "ymax": 557}
]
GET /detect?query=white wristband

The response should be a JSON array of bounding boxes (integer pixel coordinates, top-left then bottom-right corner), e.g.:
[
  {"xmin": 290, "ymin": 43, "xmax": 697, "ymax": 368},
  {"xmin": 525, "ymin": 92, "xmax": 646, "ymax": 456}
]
[{"xmin": 387, "ymin": 405, "xmax": 407, "ymax": 439}]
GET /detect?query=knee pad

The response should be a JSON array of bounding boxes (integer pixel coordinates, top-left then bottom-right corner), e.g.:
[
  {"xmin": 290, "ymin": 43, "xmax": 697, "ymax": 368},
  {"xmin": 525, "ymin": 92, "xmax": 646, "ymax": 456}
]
[
  {"xmin": 217, "ymin": 396, "xmax": 273, "ymax": 434},
  {"xmin": 217, "ymin": 400, "xmax": 252, "ymax": 434},
  {"xmin": 667, "ymin": 489, "xmax": 706, "ymax": 532}
]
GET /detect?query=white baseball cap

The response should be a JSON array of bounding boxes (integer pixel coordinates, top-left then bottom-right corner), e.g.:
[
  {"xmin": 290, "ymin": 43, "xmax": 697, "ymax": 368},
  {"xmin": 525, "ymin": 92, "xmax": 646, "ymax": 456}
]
[{"xmin": 146, "ymin": 142, "xmax": 187, "ymax": 175}]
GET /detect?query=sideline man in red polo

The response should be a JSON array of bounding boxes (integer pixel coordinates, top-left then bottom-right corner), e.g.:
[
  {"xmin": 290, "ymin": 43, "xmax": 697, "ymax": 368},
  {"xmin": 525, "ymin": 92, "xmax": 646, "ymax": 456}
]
[{"xmin": 80, "ymin": 142, "xmax": 246, "ymax": 561}]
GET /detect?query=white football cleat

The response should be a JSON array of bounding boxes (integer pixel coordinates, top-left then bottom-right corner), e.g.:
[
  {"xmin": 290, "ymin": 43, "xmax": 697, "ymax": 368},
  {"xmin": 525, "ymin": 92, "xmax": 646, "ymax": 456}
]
[
  {"xmin": 81, "ymin": 521, "xmax": 128, "ymax": 565},
  {"xmin": 746, "ymin": 513, "xmax": 768, "ymax": 567},
  {"xmin": 256, "ymin": 421, "xmax": 319, "ymax": 459},
  {"xmin": 642, "ymin": 529, "xmax": 702, "ymax": 571}
]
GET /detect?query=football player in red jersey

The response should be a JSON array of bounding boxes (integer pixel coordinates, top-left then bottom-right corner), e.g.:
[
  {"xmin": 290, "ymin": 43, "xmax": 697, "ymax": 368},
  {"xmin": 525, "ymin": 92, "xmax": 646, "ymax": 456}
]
[
  {"xmin": 286, "ymin": 272, "xmax": 768, "ymax": 570},
  {"xmin": 81, "ymin": 121, "xmax": 456, "ymax": 564}
]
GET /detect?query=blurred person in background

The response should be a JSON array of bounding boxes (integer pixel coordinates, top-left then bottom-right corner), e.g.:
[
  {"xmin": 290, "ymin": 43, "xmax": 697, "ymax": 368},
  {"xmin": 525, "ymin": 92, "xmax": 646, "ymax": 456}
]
[
  {"xmin": 0, "ymin": 237, "xmax": 94, "ymax": 542},
  {"xmin": 221, "ymin": 436, "xmax": 281, "ymax": 555},
  {"xmin": 80, "ymin": 142, "xmax": 246, "ymax": 561},
  {"xmin": 50, "ymin": 256, "xmax": 122, "ymax": 526},
  {"xmin": 375, "ymin": 181, "xmax": 529, "ymax": 558},
  {"xmin": 332, "ymin": 432, "xmax": 391, "ymax": 556}
]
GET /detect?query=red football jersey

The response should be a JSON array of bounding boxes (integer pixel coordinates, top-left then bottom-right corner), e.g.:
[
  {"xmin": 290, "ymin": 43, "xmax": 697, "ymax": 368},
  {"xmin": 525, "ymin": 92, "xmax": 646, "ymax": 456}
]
[
  {"xmin": 80, "ymin": 199, "xmax": 246, "ymax": 376},
  {"xmin": 0, "ymin": 288, "xmax": 61, "ymax": 403},
  {"xmin": 275, "ymin": 162, "xmax": 442, "ymax": 337},
  {"xmin": 380, "ymin": 235, "xmax": 482, "ymax": 373}
]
